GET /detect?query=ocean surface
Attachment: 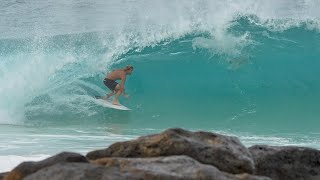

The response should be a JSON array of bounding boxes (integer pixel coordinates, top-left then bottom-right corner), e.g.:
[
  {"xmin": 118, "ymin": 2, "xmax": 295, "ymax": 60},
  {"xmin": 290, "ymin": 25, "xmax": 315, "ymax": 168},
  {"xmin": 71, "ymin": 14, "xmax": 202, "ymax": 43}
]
[{"xmin": 1, "ymin": 0, "xmax": 320, "ymax": 172}]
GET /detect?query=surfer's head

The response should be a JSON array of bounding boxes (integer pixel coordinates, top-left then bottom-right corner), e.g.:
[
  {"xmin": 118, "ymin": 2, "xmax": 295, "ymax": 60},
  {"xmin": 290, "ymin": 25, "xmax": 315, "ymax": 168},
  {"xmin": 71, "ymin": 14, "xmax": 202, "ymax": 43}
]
[{"xmin": 124, "ymin": 65, "xmax": 134, "ymax": 74}]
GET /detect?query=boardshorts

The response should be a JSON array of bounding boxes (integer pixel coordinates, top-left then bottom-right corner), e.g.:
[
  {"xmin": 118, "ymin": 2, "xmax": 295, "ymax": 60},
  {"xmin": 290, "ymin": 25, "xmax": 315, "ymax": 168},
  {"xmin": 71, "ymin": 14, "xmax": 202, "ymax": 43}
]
[{"xmin": 103, "ymin": 78, "xmax": 118, "ymax": 91}]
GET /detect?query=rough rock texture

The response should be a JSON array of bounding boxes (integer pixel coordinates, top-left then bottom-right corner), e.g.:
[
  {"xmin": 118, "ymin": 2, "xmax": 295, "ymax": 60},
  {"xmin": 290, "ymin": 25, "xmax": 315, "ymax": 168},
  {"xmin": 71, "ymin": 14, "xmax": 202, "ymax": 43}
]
[
  {"xmin": 3, "ymin": 128, "xmax": 319, "ymax": 180},
  {"xmin": 4, "ymin": 152, "xmax": 88, "ymax": 180},
  {"xmin": 87, "ymin": 128, "xmax": 254, "ymax": 174},
  {"xmin": 25, "ymin": 156, "xmax": 271, "ymax": 180},
  {"xmin": 24, "ymin": 163, "xmax": 121, "ymax": 180},
  {"xmin": 249, "ymin": 145, "xmax": 320, "ymax": 180},
  {"xmin": 0, "ymin": 172, "xmax": 8, "ymax": 180}
]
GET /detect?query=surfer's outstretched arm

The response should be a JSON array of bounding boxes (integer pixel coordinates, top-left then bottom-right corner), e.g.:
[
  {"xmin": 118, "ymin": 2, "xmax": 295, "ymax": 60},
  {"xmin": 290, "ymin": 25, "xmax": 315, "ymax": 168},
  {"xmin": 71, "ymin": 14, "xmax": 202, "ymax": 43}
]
[
  {"xmin": 123, "ymin": 89, "xmax": 130, "ymax": 98},
  {"xmin": 120, "ymin": 76, "xmax": 130, "ymax": 98}
]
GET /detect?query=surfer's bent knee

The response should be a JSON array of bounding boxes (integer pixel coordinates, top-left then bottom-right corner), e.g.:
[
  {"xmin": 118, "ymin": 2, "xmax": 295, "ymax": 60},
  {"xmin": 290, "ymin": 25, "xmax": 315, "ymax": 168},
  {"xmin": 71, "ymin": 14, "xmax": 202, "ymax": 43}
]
[{"xmin": 114, "ymin": 84, "xmax": 120, "ymax": 91}]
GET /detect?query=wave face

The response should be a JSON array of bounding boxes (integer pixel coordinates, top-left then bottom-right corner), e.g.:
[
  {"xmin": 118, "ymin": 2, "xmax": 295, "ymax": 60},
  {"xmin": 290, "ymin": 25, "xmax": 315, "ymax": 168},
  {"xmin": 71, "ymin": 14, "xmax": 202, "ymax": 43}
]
[{"xmin": 0, "ymin": 0, "xmax": 320, "ymax": 149}]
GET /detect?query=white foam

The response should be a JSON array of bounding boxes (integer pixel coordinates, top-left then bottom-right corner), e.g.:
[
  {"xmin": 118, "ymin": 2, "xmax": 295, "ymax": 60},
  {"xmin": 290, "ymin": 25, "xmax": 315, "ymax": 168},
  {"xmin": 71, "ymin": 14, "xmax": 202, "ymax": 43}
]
[
  {"xmin": 0, "ymin": 154, "xmax": 50, "ymax": 172},
  {"xmin": 210, "ymin": 129, "xmax": 320, "ymax": 150},
  {"xmin": 0, "ymin": 51, "xmax": 77, "ymax": 123}
]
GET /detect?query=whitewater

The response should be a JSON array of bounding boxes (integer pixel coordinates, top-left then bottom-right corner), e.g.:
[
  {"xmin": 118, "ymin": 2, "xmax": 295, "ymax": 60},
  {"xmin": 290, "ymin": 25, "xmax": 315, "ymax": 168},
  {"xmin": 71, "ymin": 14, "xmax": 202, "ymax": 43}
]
[{"xmin": 0, "ymin": 0, "xmax": 320, "ymax": 172}]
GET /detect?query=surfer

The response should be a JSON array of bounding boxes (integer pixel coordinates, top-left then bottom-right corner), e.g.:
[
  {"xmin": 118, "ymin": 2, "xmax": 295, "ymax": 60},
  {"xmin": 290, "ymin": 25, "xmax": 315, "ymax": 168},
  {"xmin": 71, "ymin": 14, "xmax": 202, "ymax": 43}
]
[{"xmin": 103, "ymin": 65, "xmax": 133, "ymax": 105}]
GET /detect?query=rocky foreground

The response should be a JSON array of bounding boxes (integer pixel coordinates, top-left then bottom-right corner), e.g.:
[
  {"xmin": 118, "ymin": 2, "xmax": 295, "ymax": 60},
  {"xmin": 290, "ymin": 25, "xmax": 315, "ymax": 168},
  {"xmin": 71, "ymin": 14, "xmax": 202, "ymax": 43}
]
[{"xmin": 1, "ymin": 128, "xmax": 320, "ymax": 180}]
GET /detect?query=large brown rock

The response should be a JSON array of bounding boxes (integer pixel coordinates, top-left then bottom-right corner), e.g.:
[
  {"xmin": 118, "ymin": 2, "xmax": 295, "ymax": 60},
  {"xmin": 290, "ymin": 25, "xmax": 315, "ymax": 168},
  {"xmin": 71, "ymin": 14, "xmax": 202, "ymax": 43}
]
[
  {"xmin": 4, "ymin": 152, "xmax": 88, "ymax": 180},
  {"xmin": 0, "ymin": 172, "xmax": 8, "ymax": 180},
  {"xmin": 25, "ymin": 156, "xmax": 270, "ymax": 180},
  {"xmin": 24, "ymin": 163, "xmax": 121, "ymax": 180},
  {"xmin": 249, "ymin": 145, "xmax": 320, "ymax": 180},
  {"xmin": 87, "ymin": 128, "xmax": 254, "ymax": 174}
]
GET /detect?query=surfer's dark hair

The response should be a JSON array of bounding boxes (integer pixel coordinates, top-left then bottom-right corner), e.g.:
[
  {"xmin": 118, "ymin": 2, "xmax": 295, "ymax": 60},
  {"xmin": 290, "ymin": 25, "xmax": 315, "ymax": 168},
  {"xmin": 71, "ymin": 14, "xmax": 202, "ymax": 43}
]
[{"xmin": 125, "ymin": 65, "xmax": 133, "ymax": 71}]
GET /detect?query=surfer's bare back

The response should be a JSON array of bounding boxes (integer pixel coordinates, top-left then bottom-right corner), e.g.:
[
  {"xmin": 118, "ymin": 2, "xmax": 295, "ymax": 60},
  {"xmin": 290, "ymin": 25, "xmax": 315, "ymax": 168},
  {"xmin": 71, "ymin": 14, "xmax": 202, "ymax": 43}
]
[{"xmin": 103, "ymin": 65, "xmax": 133, "ymax": 105}]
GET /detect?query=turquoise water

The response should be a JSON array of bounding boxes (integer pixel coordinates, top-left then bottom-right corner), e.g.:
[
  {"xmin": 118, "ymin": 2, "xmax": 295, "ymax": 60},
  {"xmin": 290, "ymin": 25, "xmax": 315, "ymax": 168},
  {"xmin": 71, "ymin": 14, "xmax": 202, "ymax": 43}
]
[{"xmin": 1, "ymin": 0, "xmax": 320, "ymax": 171}]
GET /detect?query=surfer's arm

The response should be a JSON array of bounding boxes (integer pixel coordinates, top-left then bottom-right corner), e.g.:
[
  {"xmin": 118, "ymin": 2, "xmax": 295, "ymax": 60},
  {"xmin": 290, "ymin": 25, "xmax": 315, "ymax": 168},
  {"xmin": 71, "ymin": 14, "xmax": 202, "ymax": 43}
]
[
  {"xmin": 120, "ymin": 75, "xmax": 126, "ymax": 90},
  {"xmin": 123, "ymin": 89, "xmax": 129, "ymax": 96},
  {"xmin": 123, "ymin": 90, "xmax": 130, "ymax": 98},
  {"xmin": 120, "ymin": 73, "xmax": 129, "ymax": 98},
  {"xmin": 120, "ymin": 77, "xmax": 130, "ymax": 98}
]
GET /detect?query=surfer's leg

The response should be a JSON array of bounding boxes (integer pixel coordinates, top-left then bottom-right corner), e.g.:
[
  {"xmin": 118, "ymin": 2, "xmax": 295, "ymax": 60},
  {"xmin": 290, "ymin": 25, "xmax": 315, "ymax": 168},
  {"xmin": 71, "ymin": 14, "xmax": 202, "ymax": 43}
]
[
  {"xmin": 112, "ymin": 85, "xmax": 122, "ymax": 105},
  {"xmin": 103, "ymin": 91, "xmax": 115, "ymax": 100},
  {"xmin": 103, "ymin": 79, "xmax": 118, "ymax": 100}
]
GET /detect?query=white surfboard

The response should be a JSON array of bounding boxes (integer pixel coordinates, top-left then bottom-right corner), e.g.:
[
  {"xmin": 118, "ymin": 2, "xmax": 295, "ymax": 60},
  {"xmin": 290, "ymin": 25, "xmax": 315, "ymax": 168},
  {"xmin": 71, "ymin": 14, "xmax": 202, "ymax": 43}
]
[{"xmin": 94, "ymin": 96, "xmax": 131, "ymax": 111}]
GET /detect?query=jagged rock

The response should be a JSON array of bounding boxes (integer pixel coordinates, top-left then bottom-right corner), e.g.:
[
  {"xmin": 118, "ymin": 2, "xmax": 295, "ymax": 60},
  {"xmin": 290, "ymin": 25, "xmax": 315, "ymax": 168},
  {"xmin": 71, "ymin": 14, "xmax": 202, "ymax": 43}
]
[
  {"xmin": 25, "ymin": 156, "xmax": 271, "ymax": 180},
  {"xmin": 4, "ymin": 152, "xmax": 88, "ymax": 180},
  {"xmin": 87, "ymin": 128, "xmax": 254, "ymax": 174},
  {"xmin": 24, "ymin": 163, "xmax": 119, "ymax": 180},
  {"xmin": 0, "ymin": 172, "xmax": 8, "ymax": 180},
  {"xmin": 249, "ymin": 145, "xmax": 320, "ymax": 180}
]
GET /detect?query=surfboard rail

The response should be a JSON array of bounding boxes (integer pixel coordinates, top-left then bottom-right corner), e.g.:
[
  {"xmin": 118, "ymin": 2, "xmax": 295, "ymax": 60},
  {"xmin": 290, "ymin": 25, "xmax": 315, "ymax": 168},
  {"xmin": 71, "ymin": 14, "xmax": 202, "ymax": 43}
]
[{"xmin": 94, "ymin": 96, "xmax": 131, "ymax": 111}]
